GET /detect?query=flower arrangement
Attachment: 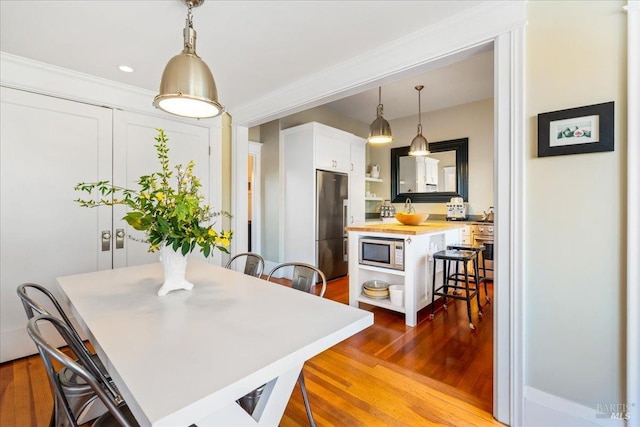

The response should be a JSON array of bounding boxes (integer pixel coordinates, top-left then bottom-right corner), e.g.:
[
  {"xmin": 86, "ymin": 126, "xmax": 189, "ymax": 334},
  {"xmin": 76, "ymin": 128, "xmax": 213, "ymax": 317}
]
[{"xmin": 75, "ymin": 129, "xmax": 232, "ymax": 257}]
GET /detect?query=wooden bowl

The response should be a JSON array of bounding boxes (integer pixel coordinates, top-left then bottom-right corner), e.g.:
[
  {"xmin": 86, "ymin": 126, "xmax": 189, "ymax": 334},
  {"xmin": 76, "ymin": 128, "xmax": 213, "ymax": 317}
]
[{"xmin": 394, "ymin": 212, "xmax": 428, "ymax": 226}]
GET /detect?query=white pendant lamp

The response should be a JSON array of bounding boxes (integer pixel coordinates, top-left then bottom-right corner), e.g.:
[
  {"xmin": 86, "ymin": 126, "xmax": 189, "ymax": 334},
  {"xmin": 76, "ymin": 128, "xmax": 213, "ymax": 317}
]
[
  {"xmin": 408, "ymin": 85, "xmax": 429, "ymax": 157},
  {"xmin": 368, "ymin": 87, "xmax": 393, "ymax": 144},
  {"xmin": 153, "ymin": 0, "xmax": 224, "ymax": 119}
]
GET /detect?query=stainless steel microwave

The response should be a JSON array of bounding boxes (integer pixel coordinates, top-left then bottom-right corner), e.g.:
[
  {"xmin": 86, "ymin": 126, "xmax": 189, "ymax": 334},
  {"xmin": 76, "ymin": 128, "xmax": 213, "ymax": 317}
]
[{"xmin": 358, "ymin": 237, "xmax": 404, "ymax": 271}]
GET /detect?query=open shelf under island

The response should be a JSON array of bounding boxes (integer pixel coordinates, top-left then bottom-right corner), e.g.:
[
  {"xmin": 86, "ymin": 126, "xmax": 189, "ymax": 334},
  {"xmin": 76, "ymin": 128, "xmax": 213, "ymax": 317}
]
[{"xmin": 346, "ymin": 222, "xmax": 465, "ymax": 326}]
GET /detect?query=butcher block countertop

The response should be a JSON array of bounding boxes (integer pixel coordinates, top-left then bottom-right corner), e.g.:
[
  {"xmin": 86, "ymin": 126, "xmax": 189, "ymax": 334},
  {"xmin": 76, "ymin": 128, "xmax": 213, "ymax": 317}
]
[{"xmin": 345, "ymin": 222, "xmax": 464, "ymax": 236}]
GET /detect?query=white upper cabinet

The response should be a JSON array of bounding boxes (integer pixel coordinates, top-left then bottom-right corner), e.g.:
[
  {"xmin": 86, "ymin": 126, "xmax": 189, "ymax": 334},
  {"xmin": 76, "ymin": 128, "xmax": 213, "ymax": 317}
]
[
  {"xmin": 314, "ymin": 126, "xmax": 352, "ymax": 172},
  {"xmin": 415, "ymin": 156, "xmax": 440, "ymax": 190},
  {"xmin": 425, "ymin": 157, "xmax": 440, "ymax": 186},
  {"xmin": 350, "ymin": 140, "xmax": 366, "ymax": 176}
]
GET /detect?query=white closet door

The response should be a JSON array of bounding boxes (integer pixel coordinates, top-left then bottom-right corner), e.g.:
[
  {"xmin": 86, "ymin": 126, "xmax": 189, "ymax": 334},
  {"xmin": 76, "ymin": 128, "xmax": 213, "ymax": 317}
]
[
  {"xmin": 112, "ymin": 111, "xmax": 214, "ymax": 268},
  {"xmin": 0, "ymin": 87, "xmax": 112, "ymax": 362}
]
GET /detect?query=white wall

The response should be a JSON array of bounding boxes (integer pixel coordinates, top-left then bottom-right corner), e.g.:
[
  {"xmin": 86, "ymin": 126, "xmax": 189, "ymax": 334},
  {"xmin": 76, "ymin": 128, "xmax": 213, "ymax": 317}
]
[
  {"xmin": 258, "ymin": 120, "xmax": 281, "ymax": 263},
  {"xmin": 368, "ymin": 98, "xmax": 494, "ymax": 216},
  {"xmin": 524, "ymin": 0, "xmax": 627, "ymax": 419}
]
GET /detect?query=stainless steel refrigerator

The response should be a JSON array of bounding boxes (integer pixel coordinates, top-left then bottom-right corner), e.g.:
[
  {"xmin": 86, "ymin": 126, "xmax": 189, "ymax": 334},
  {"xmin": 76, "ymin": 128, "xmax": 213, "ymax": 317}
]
[{"xmin": 316, "ymin": 170, "xmax": 349, "ymax": 281}]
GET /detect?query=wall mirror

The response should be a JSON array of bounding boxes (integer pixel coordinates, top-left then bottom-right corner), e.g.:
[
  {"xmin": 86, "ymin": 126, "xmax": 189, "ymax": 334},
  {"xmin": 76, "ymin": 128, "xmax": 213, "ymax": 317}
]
[{"xmin": 391, "ymin": 137, "xmax": 468, "ymax": 203}]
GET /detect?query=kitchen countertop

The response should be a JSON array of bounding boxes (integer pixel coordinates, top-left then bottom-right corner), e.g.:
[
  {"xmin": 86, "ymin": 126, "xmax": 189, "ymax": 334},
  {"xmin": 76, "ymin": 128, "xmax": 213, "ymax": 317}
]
[
  {"xmin": 364, "ymin": 216, "xmax": 493, "ymax": 225},
  {"xmin": 345, "ymin": 222, "xmax": 465, "ymax": 235},
  {"xmin": 425, "ymin": 214, "xmax": 493, "ymax": 223}
]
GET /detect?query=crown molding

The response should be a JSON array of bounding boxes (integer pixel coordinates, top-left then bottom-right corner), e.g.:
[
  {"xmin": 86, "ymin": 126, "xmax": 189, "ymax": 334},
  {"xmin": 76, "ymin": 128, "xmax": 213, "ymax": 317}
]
[
  {"xmin": 0, "ymin": 51, "xmax": 221, "ymax": 127},
  {"xmin": 231, "ymin": 0, "xmax": 526, "ymax": 127}
]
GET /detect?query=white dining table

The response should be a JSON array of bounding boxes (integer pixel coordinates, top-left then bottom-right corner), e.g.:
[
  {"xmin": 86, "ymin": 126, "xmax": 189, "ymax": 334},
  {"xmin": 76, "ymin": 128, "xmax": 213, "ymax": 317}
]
[{"xmin": 56, "ymin": 260, "xmax": 373, "ymax": 426}]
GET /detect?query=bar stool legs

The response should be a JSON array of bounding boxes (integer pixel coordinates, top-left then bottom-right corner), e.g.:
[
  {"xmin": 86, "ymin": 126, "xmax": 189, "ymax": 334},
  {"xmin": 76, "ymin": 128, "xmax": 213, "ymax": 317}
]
[
  {"xmin": 477, "ymin": 249, "xmax": 491, "ymax": 304},
  {"xmin": 446, "ymin": 243, "xmax": 491, "ymax": 304},
  {"xmin": 429, "ymin": 249, "xmax": 482, "ymax": 330}
]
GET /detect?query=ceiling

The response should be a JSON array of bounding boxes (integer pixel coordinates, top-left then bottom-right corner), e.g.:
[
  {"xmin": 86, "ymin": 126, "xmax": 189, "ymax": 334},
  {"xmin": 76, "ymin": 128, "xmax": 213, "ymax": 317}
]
[
  {"xmin": 0, "ymin": 1, "xmax": 492, "ymax": 123},
  {"xmin": 324, "ymin": 49, "xmax": 493, "ymax": 123}
]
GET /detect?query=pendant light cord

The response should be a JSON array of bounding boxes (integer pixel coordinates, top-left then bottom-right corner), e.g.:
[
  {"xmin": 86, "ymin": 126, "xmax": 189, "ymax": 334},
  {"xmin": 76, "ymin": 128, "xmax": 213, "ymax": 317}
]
[{"xmin": 417, "ymin": 86, "xmax": 423, "ymax": 134}]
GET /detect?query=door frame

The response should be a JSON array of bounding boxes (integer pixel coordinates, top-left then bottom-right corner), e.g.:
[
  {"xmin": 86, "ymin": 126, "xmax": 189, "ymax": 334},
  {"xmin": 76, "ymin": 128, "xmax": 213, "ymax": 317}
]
[
  {"xmin": 626, "ymin": 0, "xmax": 639, "ymax": 422},
  {"xmin": 230, "ymin": 3, "xmax": 526, "ymax": 424},
  {"xmin": 248, "ymin": 141, "xmax": 263, "ymax": 255}
]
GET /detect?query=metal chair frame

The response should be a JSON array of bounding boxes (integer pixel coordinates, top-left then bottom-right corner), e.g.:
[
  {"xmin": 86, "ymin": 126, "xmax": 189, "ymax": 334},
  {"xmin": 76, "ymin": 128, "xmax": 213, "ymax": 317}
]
[
  {"xmin": 224, "ymin": 252, "xmax": 265, "ymax": 278},
  {"xmin": 17, "ymin": 283, "xmax": 119, "ymax": 424},
  {"xmin": 266, "ymin": 262, "xmax": 327, "ymax": 426},
  {"xmin": 266, "ymin": 262, "xmax": 327, "ymax": 298},
  {"xmin": 238, "ymin": 263, "xmax": 326, "ymax": 425},
  {"xmin": 27, "ymin": 314, "xmax": 137, "ymax": 427}
]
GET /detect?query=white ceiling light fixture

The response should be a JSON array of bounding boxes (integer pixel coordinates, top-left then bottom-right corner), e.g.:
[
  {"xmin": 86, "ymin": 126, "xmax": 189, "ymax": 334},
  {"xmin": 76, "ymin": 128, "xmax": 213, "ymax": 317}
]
[
  {"xmin": 118, "ymin": 65, "xmax": 134, "ymax": 73},
  {"xmin": 153, "ymin": 0, "xmax": 224, "ymax": 119},
  {"xmin": 408, "ymin": 85, "xmax": 429, "ymax": 157},
  {"xmin": 367, "ymin": 87, "xmax": 393, "ymax": 144}
]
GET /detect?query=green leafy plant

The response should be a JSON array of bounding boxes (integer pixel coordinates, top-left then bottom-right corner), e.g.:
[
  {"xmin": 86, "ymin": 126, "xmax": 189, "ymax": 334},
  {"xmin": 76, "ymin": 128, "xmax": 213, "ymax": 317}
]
[{"xmin": 75, "ymin": 129, "xmax": 232, "ymax": 257}]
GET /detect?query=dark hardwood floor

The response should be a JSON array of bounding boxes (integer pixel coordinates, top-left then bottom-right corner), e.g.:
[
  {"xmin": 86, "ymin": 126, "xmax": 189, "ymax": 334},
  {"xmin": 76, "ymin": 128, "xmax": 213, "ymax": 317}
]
[
  {"xmin": 329, "ymin": 276, "xmax": 492, "ymax": 408},
  {"xmin": 280, "ymin": 275, "xmax": 496, "ymax": 426},
  {"xmin": 0, "ymin": 275, "xmax": 497, "ymax": 426}
]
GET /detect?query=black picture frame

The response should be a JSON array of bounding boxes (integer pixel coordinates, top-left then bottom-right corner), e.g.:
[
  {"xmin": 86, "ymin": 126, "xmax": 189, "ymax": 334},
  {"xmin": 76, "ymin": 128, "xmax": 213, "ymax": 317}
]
[
  {"xmin": 391, "ymin": 137, "xmax": 469, "ymax": 203},
  {"xmin": 537, "ymin": 101, "xmax": 614, "ymax": 157}
]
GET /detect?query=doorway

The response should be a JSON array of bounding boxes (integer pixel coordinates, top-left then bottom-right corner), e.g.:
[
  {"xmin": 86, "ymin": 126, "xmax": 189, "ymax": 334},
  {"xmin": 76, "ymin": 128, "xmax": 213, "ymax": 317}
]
[
  {"xmin": 232, "ymin": 20, "xmax": 525, "ymax": 426},
  {"xmin": 248, "ymin": 141, "xmax": 262, "ymax": 255}
]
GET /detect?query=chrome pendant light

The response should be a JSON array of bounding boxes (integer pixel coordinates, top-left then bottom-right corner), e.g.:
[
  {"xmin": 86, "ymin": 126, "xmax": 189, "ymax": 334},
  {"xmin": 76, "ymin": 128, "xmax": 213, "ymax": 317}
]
[
  {"xmin": 153, "ymin": 0, "xmax": 224, "ymax": 119},
  {"xmin": 368, "ymin": 87, "xmax": 393, "ymax": 144},
  {"xmin": 408, "ymin": 85, "xmax": 429, "ymax": 156}
]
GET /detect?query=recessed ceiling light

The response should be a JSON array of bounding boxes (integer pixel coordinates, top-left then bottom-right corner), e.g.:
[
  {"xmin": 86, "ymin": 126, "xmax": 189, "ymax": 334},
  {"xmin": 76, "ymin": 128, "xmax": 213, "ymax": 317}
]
[{"xmin": 119, "ymin": 65, "xmax": 134, "ymax": 73}]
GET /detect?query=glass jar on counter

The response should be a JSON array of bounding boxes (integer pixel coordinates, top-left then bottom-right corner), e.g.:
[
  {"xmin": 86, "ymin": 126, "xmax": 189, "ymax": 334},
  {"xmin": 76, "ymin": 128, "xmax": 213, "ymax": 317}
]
[{"xmin": 380, "ymin": 200, "xmax": 396, "ymax": 219}]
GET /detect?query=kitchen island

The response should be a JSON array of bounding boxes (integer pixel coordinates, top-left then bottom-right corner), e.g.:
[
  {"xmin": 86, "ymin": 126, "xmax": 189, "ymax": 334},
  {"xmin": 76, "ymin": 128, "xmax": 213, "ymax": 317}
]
[{"xmin": 346, "ymin": 222, "xmax": 464, "ymax": 326}]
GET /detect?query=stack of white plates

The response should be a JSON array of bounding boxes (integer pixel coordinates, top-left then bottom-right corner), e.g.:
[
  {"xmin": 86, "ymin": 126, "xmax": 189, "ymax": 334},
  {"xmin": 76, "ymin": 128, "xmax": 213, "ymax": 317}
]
[{"xmin": 362, "ymin": 280, "xmax": 391, "ymax": 299}]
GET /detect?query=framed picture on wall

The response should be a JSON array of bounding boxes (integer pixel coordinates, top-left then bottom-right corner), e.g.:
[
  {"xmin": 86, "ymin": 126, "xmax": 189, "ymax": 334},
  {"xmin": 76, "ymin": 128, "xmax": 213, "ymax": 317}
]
[{"xmin": 537, "ymin": 101, "xmax": 614, "ymax": 157}]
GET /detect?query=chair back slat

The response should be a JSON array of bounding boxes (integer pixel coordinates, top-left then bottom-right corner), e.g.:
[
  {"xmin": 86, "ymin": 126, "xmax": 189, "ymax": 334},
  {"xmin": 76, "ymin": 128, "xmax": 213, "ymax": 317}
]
[
  {"xmin": 225, "ymin": 252, "xmax": 265, "ymax": 278},
  {"xmin": 267, "ymin": 262, "xmax": 327, "ymax": 298}
]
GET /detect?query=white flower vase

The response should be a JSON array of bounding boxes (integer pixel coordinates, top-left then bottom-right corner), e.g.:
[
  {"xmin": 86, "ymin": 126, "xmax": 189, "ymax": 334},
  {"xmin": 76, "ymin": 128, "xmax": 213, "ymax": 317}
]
[{"xmin": 158, "ymin": 245, "xmax": 194, "ymax": 296}]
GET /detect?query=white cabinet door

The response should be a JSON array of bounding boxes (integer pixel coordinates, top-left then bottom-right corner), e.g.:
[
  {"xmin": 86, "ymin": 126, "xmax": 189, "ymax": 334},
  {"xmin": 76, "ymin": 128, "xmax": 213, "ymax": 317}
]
[
  {"xmin": 349, "ymin": 139, "xmax": 366, "ymax": 225},
  {"xmin": 425, "ymin": 157, "xmax": 439, "ymax": 186},
  {"xmin": 350, "ymin": 137, "xmax": 366, "ymax": 176},
  {"xmin": 0, "ymin": 87, "xmax": 112, "ymax": 362},
  {"xmin": 315, "ymin": 132, "xmax": 350, "ymax": 172},
  {"xmin": 112, "ymin": 111, "xmax": 214, "ymax": 268}
]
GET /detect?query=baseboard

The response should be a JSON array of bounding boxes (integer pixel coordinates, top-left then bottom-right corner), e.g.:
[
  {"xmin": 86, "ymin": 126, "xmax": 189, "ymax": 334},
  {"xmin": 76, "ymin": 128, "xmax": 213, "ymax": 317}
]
[
  {"xmin": 524, "ymin": 387, "xmax": 628, "ymax": 427},
  {"xmin": 1, "ymin": 315, "xmax": 88, "ymax": 363}
]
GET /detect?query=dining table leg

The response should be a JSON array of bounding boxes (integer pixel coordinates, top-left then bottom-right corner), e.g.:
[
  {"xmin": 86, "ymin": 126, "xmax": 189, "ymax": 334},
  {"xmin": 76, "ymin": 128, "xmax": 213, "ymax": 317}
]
[{"xmin": 195, "ymin": 362, "xmax": 303, "ymax": 426}]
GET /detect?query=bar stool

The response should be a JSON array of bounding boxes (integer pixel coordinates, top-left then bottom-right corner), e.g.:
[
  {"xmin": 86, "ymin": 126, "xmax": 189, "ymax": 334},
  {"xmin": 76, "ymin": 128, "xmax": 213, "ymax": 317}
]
[
  {"xmin": 446, "ymin": 243, "xmax": 491, "ymax": 303},
  {"xmin": 429, "ymin": 249, "xmax": 482, "ymax": 330}
]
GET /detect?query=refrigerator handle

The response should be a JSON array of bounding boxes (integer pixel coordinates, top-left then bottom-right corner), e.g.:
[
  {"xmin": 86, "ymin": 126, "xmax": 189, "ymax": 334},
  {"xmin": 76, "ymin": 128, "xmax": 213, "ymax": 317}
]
[
  {"xmin": 343, "ymin": 199, "xmax": 349, "ymax": 235},
  {"xmin": 343, "ymin": 237, "xmax": 348, "ymax": 262}
]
